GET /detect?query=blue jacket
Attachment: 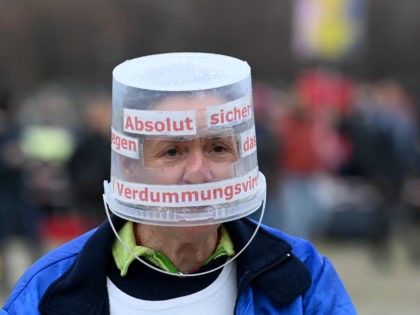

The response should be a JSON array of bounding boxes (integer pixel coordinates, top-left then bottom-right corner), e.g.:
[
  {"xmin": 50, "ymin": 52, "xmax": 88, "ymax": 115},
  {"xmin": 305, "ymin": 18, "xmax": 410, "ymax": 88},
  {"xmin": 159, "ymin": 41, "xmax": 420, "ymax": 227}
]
[{"xmin": 1, "ymin": 217, "xmax": 356, "ymax": 314}]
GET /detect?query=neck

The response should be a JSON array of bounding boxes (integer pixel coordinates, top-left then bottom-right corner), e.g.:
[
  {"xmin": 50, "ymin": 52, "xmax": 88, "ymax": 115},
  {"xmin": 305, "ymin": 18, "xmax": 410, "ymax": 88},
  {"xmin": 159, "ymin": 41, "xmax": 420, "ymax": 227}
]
[{"xmin": 134, "ymin": 223, "xmax": 220, "ymax": 273}]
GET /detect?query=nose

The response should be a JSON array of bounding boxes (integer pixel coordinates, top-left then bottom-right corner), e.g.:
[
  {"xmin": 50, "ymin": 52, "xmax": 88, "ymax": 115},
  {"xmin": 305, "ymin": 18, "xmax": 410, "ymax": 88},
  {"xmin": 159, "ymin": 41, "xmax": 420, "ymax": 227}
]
[{"xmin": 182, "ymin": 149, "xmax": 214, "ymax": 184}]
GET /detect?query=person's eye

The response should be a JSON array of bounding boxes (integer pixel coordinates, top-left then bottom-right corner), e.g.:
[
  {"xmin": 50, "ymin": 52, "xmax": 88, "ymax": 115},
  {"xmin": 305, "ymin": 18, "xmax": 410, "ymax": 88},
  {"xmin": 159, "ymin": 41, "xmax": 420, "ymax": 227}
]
[
  {"xmin": 143, "ymin": 141, "xmax": 185, "ymax": 168},
  {"xmin": 211, "ymin": 144, "xmax": 228, "ymax": 153},
  {"xmin": 207, "ymin": 141, "xmax": 238, "ymax": 162},
  {"xmin": 164, "ymin": 147, "xmax": 180, "ymax": 157}
]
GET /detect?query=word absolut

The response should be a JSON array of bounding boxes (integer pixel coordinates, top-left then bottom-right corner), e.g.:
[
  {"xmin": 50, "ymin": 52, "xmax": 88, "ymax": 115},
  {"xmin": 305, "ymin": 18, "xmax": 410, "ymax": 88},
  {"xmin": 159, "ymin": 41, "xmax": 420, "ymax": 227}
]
[{"xmin": 124, "ymin": 109, "xmax": 196, "ymax": 136}]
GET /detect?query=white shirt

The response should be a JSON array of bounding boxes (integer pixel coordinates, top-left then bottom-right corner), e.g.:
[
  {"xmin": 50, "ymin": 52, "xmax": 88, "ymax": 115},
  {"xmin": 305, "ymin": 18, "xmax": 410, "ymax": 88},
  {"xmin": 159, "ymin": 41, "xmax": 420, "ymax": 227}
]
[{"xmin": 107, "ymin": 261, "xmax": 237, "ymax": 315}]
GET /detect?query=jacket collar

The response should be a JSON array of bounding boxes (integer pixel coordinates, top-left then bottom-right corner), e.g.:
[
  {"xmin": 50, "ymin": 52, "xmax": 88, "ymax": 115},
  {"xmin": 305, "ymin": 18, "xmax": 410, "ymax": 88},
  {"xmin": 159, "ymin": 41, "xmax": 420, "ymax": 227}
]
[
  {"xmin": 226, "ymin": 219, "xmax": 312, "ymax": 307},
  {"xmin": 39, "ymin": 216, "xmax": 311, "ymax": 313},
  {"xmin": 38, "ymin": 217, "xmax": 125, "ymax": 315}
]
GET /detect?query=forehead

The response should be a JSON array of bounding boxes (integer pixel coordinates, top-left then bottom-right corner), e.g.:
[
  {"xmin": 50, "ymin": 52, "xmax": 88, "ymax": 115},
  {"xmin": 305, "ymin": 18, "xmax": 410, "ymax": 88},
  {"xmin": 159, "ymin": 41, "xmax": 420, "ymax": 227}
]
[
  {"xmin": 153, "ymin": 94, "xmax": 226, "ymax": 111},
  {"xmin": 154, "ymin": 94, "xmax": 228, "ymax": 135}
]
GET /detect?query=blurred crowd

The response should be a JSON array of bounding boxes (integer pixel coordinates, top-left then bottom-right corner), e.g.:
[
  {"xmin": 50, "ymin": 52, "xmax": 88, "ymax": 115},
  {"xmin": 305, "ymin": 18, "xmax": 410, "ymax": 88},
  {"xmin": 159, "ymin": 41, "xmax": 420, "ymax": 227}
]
[
  {"xmin": 0, "ymin": 84, "xmax": 112, "ymax": 292},
  {"xmin": 2, "ymin": 67, "xmax": 420, "ymax": 292},
  {"xmin": 253, "ymin": 68, "xmax": 420, "ymax": 263}
]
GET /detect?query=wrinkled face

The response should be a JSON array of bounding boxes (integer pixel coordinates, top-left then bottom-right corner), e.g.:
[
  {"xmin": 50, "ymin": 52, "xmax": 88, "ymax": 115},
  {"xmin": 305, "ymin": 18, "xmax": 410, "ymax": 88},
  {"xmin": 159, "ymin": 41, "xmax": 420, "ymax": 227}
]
[
  {"xmin": 121, "ymin": 95, "xmax": 239, "ymax": 185},
  {"xmin": 143, "ymin": 136, "xmax": 238, "ymax": 184}
]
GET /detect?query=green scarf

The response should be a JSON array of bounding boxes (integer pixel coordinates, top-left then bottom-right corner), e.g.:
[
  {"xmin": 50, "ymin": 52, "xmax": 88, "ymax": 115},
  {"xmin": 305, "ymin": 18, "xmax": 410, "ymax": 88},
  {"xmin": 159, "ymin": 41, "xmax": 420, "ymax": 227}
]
[{"xmin": 112, "ymin": 221, "xmax": 235, "ymax": 275}]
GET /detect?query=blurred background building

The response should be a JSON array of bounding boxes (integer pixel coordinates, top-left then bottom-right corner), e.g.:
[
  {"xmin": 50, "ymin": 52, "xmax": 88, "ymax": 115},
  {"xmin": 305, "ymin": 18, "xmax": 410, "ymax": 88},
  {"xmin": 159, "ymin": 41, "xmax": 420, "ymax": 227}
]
[{"xmin": 1, "ymin": 0, "xmax": 420, "ymax": 313}]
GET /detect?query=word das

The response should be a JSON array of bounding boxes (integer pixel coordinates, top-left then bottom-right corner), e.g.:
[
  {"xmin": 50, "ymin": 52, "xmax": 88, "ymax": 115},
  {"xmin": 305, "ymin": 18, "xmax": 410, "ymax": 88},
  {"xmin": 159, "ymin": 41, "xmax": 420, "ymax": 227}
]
[
  {"xmin": 240, "ymin": 127, "xmax": 257, "ymax": 158},
  {"xmin": 111, "ymin": 128, "xmax": 139, "ymax": 159},
  {"xmin": 124, "ymin": 109, "xmax": 196, "ymax": 135}
]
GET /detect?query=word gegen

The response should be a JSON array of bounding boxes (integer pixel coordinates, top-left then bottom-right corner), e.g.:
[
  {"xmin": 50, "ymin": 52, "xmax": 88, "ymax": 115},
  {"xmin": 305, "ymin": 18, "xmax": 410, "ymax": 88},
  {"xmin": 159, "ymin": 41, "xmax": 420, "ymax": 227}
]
[{"xmin": 111, "ymin": 128, "xmax": 139, "ymax": 159}]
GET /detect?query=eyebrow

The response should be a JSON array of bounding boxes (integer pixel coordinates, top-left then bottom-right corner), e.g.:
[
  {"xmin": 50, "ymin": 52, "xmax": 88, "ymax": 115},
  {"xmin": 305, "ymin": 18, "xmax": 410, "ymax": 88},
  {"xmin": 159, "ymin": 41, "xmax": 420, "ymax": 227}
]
[{"xmin": 144, "ymin": 136, "xmax": 195, "ymax": 142}]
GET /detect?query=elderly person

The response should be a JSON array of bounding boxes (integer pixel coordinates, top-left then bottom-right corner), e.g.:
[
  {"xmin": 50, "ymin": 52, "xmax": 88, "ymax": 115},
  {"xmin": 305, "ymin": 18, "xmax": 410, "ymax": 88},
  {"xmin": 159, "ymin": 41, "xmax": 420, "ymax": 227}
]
[{"xmin": 2, "ymin": 53, "xmax": 356, "ymax": 314}]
